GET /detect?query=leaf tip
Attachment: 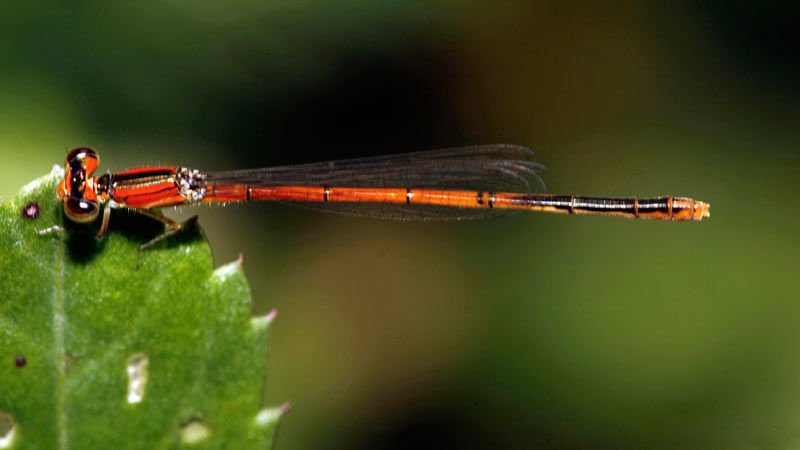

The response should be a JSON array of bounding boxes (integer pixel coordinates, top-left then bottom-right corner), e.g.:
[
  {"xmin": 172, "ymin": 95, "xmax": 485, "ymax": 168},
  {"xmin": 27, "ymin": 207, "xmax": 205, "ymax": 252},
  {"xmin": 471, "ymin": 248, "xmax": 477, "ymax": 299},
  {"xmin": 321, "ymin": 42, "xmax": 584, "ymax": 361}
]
[
  {"xmin": 250, "ymin": 308, "xmax": 277, "ymax": 333},
  {"xmin": 253, "ymin": 402, "xmax": 291, "ymax": 429},
  {"xmin": 210, "ymin": 258, "xmax": 245, "ymax": 284}
]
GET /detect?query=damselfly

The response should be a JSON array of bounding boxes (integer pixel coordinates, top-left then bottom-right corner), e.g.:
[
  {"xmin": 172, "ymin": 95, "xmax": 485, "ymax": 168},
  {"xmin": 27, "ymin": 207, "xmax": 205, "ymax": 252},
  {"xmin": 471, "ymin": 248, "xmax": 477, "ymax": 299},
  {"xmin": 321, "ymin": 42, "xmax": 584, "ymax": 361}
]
[{"xmin": 41, "ymin": 145, "xmax": 709, "ymax": 263}]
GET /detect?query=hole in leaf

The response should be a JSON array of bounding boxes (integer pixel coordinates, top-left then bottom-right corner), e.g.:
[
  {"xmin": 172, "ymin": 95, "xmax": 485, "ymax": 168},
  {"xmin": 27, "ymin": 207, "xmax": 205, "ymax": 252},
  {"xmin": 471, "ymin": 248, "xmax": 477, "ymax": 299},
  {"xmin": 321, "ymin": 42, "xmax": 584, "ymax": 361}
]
[
  {"xmin": 179, "ymin": 418, "xmax": 210, "ymax": 445},
  {"xmin": 21, "ymin": 201, "xmax": 40, "ymax": 219},
  {"xmin": 0, "ymin": 412, "xmax": 15, "ymax": 448},
  {"xmin": 126, "ymin": 352, "xmax": 149, "ymax": 404},
  {"xmin": 15, "ymin": 356, "xmax": 25, "ymax": 368}
]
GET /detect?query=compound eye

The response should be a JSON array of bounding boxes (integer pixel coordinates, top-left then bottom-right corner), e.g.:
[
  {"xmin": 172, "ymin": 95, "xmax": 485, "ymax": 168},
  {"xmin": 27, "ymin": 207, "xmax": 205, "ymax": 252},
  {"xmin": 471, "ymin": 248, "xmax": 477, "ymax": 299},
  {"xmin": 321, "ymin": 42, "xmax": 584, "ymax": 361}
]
[
  {"xmin": 64, "ymin": 197, "xmax": 100, "ymax": 223},
  {"xmin": 65, "ymin": 147, "xmax": 98, "ymax": 165},
  {"xmin": 65, "ymin": 147, "xmax": 100, "ymax": 176}
]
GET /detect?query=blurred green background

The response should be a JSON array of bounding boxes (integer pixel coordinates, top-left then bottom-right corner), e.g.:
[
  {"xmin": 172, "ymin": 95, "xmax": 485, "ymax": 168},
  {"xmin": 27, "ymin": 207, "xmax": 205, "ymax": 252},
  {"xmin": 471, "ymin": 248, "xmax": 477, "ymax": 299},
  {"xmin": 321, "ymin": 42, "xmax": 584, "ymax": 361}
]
[{"xmin": 2, "ymin": 2, "xmax": 799, "ymax": 448}]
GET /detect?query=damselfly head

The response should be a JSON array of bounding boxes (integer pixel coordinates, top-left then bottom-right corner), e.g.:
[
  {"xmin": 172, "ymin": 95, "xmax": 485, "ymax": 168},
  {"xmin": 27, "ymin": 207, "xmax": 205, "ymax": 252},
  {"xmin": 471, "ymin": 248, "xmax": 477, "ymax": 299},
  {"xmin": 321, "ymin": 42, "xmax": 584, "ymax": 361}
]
[{"xmin": 60, "ymin": 147, "xmax": 103, "ymax": 223}]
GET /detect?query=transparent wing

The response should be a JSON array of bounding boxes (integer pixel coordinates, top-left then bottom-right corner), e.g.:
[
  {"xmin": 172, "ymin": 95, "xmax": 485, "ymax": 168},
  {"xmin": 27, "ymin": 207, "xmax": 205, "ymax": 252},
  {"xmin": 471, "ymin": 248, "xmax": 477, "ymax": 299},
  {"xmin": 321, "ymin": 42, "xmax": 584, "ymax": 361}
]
[{"xmin": 205, "ymin": 144, "xmax": 546, "ymax": 221}]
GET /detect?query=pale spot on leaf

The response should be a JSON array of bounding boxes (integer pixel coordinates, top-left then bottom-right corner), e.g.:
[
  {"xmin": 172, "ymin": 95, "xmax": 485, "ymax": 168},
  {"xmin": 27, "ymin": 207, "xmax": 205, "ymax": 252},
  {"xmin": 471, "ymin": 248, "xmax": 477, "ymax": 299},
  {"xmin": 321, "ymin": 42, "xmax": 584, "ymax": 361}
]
[
  {"xmin": 179, "ymin": 418, "xmax": 210, "ymax": 445},
  {"xmin": 126, "ymin": 353, "xmax": 149, "ymax": 404},
  {"xmin": 0, "ymin": 411, "xmax": 16, "ymax": 449}
]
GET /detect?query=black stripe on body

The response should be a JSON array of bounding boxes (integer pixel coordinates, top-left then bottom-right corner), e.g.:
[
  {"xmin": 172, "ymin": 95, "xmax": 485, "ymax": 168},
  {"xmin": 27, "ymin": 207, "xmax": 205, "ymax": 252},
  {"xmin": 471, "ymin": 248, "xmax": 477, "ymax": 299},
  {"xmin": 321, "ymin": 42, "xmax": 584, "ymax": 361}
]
[
  {"xmin": 635, "ymin": 197, "xmax": 671, "ymax": 214},
  {"xmin": 111, "ymin": 168, "xmax": 174, "ymax": 182},
  {"xmin": 532, "ymin": 195, "xmax": 573, "ymax": 212},
  {"xmin": 571, "ymin": 197, "xmax": 637, "ymax": 213},
  {"xmin": 512, "ymin": 195, "xmax": 644, "ymax": 214}
]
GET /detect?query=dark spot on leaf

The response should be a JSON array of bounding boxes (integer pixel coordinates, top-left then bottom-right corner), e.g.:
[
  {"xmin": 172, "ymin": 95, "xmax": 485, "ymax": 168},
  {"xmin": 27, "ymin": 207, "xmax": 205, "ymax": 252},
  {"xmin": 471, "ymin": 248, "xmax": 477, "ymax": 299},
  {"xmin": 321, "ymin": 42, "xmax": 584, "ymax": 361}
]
[
  {"xmin": 15, "ymin": 356, "xmax": 25, "ymax": 368},
  {"xmin": 22, "ymin": 201, "xmax": 40, "ymax": 219}
]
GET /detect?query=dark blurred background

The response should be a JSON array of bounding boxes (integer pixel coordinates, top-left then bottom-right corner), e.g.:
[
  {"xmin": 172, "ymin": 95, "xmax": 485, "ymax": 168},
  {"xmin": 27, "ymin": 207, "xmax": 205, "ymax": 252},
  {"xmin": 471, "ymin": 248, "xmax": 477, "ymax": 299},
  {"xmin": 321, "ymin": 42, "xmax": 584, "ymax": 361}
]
[{"xmin": 2, "ymin": 2, "xmax": 799, "ymax": 449}]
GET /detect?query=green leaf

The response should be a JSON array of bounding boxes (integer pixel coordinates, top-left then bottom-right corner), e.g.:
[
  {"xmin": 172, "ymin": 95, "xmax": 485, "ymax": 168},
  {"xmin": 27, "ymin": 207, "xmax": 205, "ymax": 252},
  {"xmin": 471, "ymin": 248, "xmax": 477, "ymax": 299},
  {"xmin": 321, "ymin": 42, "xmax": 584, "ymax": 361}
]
[{"xmin": 0, "ymin": 167, "xmax": 285, "ymax": 449}]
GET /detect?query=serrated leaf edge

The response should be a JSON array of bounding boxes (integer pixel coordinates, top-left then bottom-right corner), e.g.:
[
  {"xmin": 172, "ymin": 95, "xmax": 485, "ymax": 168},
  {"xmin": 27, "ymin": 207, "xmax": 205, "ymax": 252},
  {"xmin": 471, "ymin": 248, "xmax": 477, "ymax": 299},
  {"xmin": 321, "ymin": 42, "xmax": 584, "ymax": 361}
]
[{"xmin": 253, "ymin": 402, "xmax": 291, "ymax": 429}]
